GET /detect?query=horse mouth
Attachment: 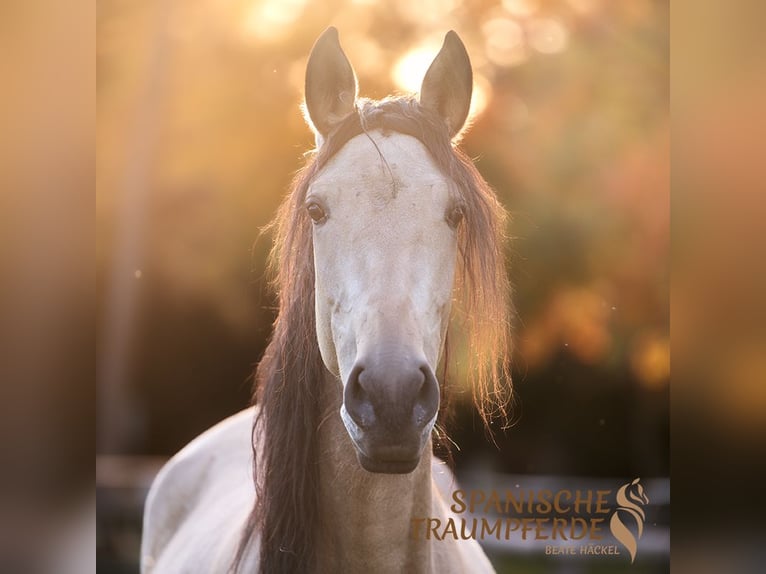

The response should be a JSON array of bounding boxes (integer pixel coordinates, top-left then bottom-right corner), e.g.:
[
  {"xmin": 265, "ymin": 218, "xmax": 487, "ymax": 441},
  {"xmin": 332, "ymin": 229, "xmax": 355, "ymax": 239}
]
[
  {"xmin": 355, "ymin": 451, "xmax": 421, "ymax": 474},
  {"xmin": 340, "ymin": 404, "xmax": 428, "ymax": 474}
]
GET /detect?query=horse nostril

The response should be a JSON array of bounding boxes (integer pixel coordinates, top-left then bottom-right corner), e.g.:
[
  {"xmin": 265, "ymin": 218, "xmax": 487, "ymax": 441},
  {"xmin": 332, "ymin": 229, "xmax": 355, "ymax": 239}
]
[
  {"xmin": 344, "ymin": 364, "xmax": 375, "ymax": 428},
  {"xmin": 349, "ymin": 364, "xmax": 365, "ymax": 400},
  {"xmin": 414, "ymin": 365, "xmax": 439, "ymax": 427},
  {"xmin": 416, "ymin": 366, "xmax": 428, "ymax": 402}
]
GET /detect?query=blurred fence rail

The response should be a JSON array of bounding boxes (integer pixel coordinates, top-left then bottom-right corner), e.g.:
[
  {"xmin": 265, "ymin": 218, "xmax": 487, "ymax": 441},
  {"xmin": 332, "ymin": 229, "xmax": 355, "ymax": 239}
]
[{"xmin": 97, "ymin": 456, "xmax": 165, "ymax": 574}]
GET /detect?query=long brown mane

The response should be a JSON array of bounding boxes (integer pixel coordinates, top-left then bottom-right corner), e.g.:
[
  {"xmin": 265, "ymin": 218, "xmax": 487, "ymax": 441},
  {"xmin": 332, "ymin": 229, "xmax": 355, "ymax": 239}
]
[{"xmin": 233, "ymin": 96, "xmax": 512, "ymax": 573}]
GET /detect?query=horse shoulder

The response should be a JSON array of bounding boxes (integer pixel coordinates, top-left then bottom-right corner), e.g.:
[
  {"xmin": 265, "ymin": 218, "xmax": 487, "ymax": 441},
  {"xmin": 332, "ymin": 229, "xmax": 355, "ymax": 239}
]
[{"xmin": 141, "ymin": 407, "xmax": 257, "ymax": 573}]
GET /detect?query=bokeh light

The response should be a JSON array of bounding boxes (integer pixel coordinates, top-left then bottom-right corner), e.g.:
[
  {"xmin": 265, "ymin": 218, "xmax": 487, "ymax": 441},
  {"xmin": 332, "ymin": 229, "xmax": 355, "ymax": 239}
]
[
  {"xmin": 392, "ymin": 41, "xmax": 491, "ymax": 119},
  {"xmin": 241, "ymin": 0, "xmax": 309, "ymax": 42},
  {"xmin": 482, "ymin": 17, "xmax": 527, "ymax": 67},
  {"xmin": 501, "ymin": 0, "xmax": 538, "ymax": 18},
  {"xmin": 392, "ymin": 42, "xmax": 443, "ymax": 93},
  {"xmin": 528, "ymin": 18, "xmax": 569, "ymax": 54}
]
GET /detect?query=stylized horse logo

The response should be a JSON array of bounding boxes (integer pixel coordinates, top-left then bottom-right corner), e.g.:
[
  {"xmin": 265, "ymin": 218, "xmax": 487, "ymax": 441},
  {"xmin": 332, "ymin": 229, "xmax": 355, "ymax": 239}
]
[{"xmin": 610, "ymin": 477, "xmax": 650, "ymax": 563}]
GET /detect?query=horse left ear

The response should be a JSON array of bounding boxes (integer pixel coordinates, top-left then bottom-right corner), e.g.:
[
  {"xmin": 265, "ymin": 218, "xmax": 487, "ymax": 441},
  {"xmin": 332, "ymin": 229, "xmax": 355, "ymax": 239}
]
[{"xmin": 420, "ymin": 31, "xmax": 473, "ymax": 139}]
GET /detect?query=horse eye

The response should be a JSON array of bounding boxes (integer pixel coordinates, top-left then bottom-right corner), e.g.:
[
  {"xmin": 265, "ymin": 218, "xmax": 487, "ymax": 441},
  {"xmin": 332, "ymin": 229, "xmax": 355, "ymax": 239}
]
[
  {"xmin": 446, "ymin": 206, "xmax": 464, "ymax": 229},
  {"xmin": 306, "ymin": 202, "xmax": 327, "ymax": 223}
]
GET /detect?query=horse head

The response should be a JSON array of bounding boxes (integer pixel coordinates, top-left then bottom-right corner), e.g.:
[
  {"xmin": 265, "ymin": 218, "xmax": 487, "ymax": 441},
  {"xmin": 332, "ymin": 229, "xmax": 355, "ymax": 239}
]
[{"xmin": 303, "ymin": 28, "xmax": 474, "ymax": 474}]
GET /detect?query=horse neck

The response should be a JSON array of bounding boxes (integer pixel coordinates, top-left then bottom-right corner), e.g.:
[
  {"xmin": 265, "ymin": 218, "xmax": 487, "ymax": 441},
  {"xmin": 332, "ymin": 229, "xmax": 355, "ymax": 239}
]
[{"xmin": 317, "ymin": 369, "xmax": 435, "ymax": 573}]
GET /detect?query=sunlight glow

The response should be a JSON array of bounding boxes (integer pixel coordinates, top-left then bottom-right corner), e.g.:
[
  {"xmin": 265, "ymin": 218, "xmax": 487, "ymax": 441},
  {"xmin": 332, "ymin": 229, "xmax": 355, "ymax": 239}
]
[
  {"xmin": 242, "ymin": 0, "xmax": 308, "ymax": 42},
  {"xmin": 392, "ymin": 44, "xmax": 442, "ymax": 94},
  {"xmin": 391, "ymin": 44, "xmax": 491, "ymax": 122}
]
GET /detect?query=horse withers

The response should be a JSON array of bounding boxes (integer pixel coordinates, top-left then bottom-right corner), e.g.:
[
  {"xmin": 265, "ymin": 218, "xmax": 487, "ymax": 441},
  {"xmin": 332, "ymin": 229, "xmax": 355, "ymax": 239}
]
[{"xmin": 141, "ymin": 27, "xmax": 512, "ymax": 573}]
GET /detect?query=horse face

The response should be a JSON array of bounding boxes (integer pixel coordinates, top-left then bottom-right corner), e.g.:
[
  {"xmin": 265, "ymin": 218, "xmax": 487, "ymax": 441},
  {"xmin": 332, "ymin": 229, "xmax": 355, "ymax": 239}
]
[
  {"xmin": 309, "ymin": 132, "xmax": 458, "ymax": 473},
  {"xmin": 304, "ymin": 28, "xmax": 473, "ymax": 474}
]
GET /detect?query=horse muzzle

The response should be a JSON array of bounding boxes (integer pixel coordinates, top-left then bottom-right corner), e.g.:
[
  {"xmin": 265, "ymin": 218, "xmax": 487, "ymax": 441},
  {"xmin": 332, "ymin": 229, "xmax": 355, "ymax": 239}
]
[{"xmin": 341, "ymin": 355, "xmax": 440, "ymax": 474}]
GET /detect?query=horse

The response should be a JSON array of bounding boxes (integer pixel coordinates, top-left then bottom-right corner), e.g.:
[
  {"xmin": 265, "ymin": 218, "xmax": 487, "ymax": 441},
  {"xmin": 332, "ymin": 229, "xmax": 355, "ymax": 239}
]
[{"xmin": 141, "ymin": 27, "xmax": 512, "ymax": 573}]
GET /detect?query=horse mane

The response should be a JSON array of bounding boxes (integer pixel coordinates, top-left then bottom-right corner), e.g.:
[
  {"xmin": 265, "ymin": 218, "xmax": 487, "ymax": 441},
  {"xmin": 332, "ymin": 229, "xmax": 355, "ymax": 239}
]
[{"xmin": 233, "ymin": 96, "xmax": 513, "ymax": 573}]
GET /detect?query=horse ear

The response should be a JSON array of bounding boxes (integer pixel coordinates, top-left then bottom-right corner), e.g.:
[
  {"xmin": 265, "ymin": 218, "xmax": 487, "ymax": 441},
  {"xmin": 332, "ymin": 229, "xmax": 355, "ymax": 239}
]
[
  {"xmin": 304, "ymin": 27, "xmax": 358, "ymax": 140},
  {"xmin": 419, "ymin": 31, "xmax": 473, "ymax": 139}
]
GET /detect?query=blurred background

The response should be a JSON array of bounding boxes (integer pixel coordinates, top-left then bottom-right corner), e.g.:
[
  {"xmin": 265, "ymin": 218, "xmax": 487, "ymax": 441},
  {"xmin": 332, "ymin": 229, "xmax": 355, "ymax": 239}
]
[{"xmin": 96, "ymin": 0, "xmax": 669, "ymax": 572}]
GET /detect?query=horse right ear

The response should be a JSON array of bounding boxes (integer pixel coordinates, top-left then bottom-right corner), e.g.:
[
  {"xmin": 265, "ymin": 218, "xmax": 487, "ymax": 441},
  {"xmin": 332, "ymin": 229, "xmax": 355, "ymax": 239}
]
[
  {"xmin": 304, "ymin": 27, "xmax": 358, "ymax": 142},
  {"xmin": 419, "ymin": 31, "xmax": 473, "ymax": 139}
]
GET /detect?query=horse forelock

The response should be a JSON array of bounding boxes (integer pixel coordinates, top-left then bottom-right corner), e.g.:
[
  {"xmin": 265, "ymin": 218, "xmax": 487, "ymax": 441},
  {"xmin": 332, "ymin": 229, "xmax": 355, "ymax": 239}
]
[{"xmin": 234, "ymin": 95, "xmax": 513, "ymax": 573}]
